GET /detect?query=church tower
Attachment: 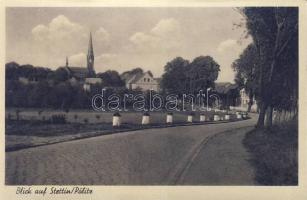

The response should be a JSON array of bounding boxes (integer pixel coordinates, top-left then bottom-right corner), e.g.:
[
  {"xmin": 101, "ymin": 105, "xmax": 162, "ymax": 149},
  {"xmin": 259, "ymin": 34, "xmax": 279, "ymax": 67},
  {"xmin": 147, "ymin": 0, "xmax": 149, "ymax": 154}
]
[{"xmin": 87, "ymin": 32, "xmax": 95, "ymax": 77}]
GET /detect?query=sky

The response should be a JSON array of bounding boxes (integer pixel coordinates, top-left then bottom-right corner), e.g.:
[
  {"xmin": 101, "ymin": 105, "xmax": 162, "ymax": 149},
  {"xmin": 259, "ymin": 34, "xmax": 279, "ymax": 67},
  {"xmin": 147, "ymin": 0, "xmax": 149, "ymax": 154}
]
[{"xmin": 6, "ymin": 7, "xmax": 252, "ymax": 83}]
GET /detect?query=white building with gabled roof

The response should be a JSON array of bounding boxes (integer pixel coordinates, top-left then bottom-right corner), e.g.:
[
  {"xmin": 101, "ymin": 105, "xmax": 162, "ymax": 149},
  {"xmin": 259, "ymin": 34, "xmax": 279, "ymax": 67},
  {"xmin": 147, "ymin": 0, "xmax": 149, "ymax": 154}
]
[{"xmin": 123, "ymin": 71, "xmax": 160, "ymax": 92}]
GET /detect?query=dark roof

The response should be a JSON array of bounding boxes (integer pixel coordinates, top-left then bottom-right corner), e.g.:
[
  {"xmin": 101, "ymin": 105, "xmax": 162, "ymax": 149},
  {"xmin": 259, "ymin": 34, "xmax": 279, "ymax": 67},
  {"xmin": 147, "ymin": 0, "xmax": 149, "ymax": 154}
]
[
  {"xmin": 127, "ymin": 73, "xmax": 144, "ymax": 84},
  {"xmin": 214, "ymin": 82, "xmax": 238, "ymax": 94},
  {"xmin": 65, "ymin": 66, "xmax": 89, "ymax": 79}
]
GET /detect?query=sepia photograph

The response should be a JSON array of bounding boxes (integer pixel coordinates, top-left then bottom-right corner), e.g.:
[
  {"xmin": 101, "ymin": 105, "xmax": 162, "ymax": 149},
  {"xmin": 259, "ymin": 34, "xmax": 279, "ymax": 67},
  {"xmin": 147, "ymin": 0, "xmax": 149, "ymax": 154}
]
[{"xmin": 3, "ymin": 4, "xmax": 300, "ymax": 189}]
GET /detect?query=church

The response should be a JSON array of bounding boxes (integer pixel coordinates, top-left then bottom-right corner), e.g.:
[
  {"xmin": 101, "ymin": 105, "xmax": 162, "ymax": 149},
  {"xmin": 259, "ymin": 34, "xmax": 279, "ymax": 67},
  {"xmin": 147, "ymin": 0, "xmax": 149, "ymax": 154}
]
[
  {"xmin": 61, "ymin": 32, "xmax": 102, "ymax": 91},
  {"xmin": 59, "ymin": 32, "xmax": 161, "ymax": 92}
]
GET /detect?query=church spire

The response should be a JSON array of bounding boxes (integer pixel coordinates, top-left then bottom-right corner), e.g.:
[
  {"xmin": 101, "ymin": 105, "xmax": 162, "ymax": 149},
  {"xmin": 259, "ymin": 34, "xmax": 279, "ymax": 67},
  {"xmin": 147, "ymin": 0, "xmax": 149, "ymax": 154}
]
[
  {"xmin": 88, "ymin": 32, "xmax": 94, "ymax": 57},
  {"xmin": 87, "ymin": 32, "xmax": 95, "ymax": 77}
]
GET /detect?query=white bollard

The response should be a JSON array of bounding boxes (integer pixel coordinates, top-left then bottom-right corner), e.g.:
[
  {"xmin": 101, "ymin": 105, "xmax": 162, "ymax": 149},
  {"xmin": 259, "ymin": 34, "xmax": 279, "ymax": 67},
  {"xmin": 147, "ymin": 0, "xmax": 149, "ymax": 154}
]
[
  {"xmin": 166, "ymin": 113, "xmax": 173, "ymax": 124},
  {"xmin": 112, "ymin": 113, "xmax": 121, "ymax": 127},
  {"xmin": 214, "ymin": 115, "xmax": 220, "ymax": 121},
  {"xmin": 187, "ymin": 115, "xmax": 193, "ymax": 123},
  {"xmin": 112, "ymin": 116, "xmax": 121, "ymax": 127},
  {"xmin": 142, "ymin": 113, "xmax": 150, "ymax": 125},
  {"xmin": 225, "ymin": 114, "xmax": 230, "ymax": 120},
  {"xmin": 200, "ymin": 114, "xmax": 206, "ymax": 122}
]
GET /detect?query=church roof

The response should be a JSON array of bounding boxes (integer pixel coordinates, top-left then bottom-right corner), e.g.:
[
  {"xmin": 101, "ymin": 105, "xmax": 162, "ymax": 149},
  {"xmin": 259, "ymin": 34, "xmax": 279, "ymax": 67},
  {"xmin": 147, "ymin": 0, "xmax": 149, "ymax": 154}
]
[{"xmin": 65, "ymin": 66, "xmax": 89, "ymax": 80}]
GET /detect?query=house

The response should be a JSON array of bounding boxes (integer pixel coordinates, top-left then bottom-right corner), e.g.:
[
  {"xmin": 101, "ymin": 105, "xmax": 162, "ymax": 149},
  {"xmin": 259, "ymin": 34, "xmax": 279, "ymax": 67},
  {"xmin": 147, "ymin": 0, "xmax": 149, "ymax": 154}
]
[
  {"xmin": 84, "ymin": 77, "xmax": 102, "ymax": 85},
  {"xmin": 240, "ymin": 88, "xmax": 258, "ymax": 112},
  {"xmin": 83, "ymin": 77, "xmax": 103, "ymax": 92},
  {"xmin": 122, "ymin": 71, "xmax": 160, "ymax": 92},
  {"xmin": 214, "ymin": 82, "xmax": 239, "ymax": 109},
  {"xmin": 214, "ymin": 82, "xmax": 258, "ymax": 112}
]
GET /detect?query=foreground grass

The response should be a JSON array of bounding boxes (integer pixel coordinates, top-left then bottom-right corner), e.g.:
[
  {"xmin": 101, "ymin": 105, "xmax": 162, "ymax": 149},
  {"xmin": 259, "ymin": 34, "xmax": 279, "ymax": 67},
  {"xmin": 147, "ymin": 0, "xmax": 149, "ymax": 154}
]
[{"xmin": 243, "ymin": 120, "xmax": 298, "ymax": 185}]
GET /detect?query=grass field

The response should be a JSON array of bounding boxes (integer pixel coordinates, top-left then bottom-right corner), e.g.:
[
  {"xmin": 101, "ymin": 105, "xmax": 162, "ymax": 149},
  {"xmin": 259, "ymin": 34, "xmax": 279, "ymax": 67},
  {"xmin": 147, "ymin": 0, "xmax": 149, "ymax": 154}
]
[
  {"xmin": 243, "ymin": 120, "xmax": 298, "ymax": 185},
  {"xmin": 5, "ymin": 108, "xmax": 236, "ymax": 125}
]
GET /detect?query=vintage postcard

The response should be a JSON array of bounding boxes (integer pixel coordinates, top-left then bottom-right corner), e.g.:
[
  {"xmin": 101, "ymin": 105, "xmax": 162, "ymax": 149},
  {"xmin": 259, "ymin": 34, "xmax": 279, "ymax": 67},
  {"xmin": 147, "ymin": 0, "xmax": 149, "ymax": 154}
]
[{"xmin": 1, "ymin": 0, "xmax": 307, "ymax": 199}]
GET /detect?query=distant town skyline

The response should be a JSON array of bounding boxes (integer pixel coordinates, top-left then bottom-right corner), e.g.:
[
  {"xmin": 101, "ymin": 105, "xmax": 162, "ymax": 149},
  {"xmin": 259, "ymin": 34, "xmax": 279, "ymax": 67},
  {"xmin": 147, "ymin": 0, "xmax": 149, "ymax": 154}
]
[{"xmin": 6, "ymin": 7, "xmax": 252, "ymax": 82}]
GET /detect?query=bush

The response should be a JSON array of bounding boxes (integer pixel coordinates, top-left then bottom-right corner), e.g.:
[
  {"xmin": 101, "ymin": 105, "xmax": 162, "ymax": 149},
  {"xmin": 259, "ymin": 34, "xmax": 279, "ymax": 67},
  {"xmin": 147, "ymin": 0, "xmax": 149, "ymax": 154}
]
[{"xmin": 51, "ymin": 114, "xmax": 66, "ymax": 124}]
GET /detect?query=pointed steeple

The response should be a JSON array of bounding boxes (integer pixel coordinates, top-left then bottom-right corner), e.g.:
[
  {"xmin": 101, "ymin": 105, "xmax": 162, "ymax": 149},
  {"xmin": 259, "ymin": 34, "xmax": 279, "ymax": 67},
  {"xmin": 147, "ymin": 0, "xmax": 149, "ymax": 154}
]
[
  {"xmin": 88, "ymin": 32, "xmax": 94, "ymax": 57},
  {"xmin": 87, "ymin": 32, "xmax": 95, "ymax": 77}
]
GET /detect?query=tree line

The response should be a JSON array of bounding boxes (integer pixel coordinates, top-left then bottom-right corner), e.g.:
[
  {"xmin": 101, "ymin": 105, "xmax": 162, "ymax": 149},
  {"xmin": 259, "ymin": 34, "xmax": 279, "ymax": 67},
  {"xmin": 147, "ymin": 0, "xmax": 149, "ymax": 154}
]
[
  {"xmin": 232, "ymin": 7, "xmax": 298, "ymax": 128},
  {"xmin": 5, "ymin": 55, "xmax": 220, "ymax": 110}
]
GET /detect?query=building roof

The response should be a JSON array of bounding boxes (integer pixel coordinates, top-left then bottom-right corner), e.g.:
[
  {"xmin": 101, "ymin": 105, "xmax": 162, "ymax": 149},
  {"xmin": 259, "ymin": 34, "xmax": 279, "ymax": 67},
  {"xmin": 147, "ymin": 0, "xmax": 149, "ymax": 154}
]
[
  {"xmin": 85, "ymin": 77, "xmax": 102, "ymax": 84},
  {"xmin": 65, "ymin": 66, "xmax": 89, "ymax": 80},
  {"xmin": 121, "ymin": 70, "xmax": 161, "ymax": 86},
  {"xmin": 214, "ymin": 82, "xmax": 238, "ymax": 94},
  {"xmin": 122, "ymin": 71, "xmax": 147, "ymax": 84}
]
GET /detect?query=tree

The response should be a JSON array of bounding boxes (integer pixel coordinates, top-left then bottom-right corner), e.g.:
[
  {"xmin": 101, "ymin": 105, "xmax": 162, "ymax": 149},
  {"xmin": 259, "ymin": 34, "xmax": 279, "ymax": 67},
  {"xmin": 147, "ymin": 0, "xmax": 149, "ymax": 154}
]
[
  {"xmin": 52, "ymin": 67, "xmax": 70, "ymax": 83},
  {"xmin": 232, "ymin": 44, "xmax": 260, "ymax": 112},
  {"xmin": 47, "ymin": 82, "xmax": 75, "ymax": 110},
  {"xmin": 121, "ymin": 68, "xmax": 143, "ymax": 82},
  {"xmin": 160, "ymin": 57, "xmax": 189, "ymax": 95},
  {"xmin": 5, "ymin": 62, "xmax": 20, "ymax": 80},
  {"xmin": 188, "ymin": 56, "xmax": 220, "ymax": 94},
  {"xmin": 27, "ymin": 81, "xmax": 51, "ymax": 107},
  {"xmin": 97, "ymin": 70, "xmax": 125, "ymax": 87},
  {"xmin": 240, "ymin": 7, "xmax": 298, "ymax": 128}
]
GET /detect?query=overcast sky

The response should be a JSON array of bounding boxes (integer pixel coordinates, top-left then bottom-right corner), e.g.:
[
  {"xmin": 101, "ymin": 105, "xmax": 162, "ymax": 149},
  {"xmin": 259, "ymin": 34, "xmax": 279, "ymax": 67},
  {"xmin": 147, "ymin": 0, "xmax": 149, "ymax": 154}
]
[{"xmin": 6, "ymin": 7, "xmax": 251, "ymax": 82}]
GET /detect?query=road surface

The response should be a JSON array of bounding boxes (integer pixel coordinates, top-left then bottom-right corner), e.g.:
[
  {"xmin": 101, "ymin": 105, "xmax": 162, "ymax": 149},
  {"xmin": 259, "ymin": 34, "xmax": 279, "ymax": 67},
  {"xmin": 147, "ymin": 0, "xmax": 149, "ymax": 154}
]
[{"xmin": 6, "ymin": 115, "xmax": 257, "ymax": 185}]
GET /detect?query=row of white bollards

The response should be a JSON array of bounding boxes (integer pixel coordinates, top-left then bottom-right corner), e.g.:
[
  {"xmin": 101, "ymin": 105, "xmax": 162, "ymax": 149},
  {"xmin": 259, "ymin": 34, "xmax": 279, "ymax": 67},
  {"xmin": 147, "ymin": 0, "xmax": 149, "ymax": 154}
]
[
  {"xmin": 236, "ymin": 112, "xmax": 248, "ymax": 119},
  {"xmin": 112, "ymin": 112, "xmax": 247, "ymax": 127}
]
